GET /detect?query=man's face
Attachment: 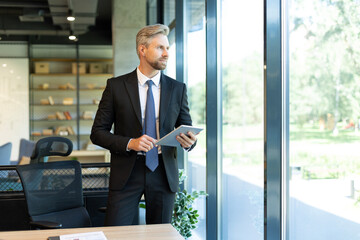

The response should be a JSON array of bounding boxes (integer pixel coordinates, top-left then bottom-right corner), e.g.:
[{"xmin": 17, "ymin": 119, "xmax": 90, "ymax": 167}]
[{"xmin": 143, "ymin": 34, "xmax": 170, "ymax": 70}]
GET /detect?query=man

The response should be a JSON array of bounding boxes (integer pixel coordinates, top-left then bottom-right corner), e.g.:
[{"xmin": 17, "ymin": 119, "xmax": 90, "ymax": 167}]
[{"xmin": 90, "ymin": 24, "xmax": 197, "ymax": 226}]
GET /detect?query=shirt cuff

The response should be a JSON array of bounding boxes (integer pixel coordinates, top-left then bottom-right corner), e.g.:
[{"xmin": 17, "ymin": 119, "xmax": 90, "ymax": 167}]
[
  {"xmin": 184, "ymin": 140, "xmax": 197, "ymax": 152},
  {"xmin": 126, "ymin": 138, "xmax": 133, "ymax": 151}
]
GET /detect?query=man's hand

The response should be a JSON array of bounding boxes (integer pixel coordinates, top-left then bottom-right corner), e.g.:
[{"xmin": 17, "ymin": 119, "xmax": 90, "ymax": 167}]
[
  {"xmin": 176, "ymin": 131, "xmax": 197, "ymax": 148},
  {"xmin": 128, "ymin": 135, "xmax": 157, "ymax": 152}
]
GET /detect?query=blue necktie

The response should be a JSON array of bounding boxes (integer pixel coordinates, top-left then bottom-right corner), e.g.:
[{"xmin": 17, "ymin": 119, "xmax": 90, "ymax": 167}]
[{"xmin": 145, "ymin": 80, "xmax": 158, "ymax": 171}]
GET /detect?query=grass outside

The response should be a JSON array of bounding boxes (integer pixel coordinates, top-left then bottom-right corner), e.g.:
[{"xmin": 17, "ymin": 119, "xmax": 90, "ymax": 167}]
[
  {"xmin": 190, "ymin": 122, "xmax": 360, "ymax": 181},
  {"xmin": 290, "ymin": 123, "xmax": 360, "ymax": 179}
]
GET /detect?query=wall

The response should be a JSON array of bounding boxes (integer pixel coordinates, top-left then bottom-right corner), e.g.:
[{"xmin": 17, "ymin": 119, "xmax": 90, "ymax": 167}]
[
  {"xmin": 0, "ymin": 42, "xmax": 29, "ymax": 161},
  {"xmin": 112, "ymin": 0, "xmax": 146, "ymax": 76}
]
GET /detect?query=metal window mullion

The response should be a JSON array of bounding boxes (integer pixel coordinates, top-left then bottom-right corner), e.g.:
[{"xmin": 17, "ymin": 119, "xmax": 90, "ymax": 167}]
[
  {"xmin": 76, "ymin": 43, "xmax": 80, "ymax": 150},
  {"xmin": 206, "ymin": 0, "xmax": 221, "ymax": 239},
  {"xmin": 175, "ymin": 0, "xmax": 186, "ymax": 173},
  {"xmin": 264, "ymin": 0, "xmax": 289, "ymax": 239},
  {"xmin": 281, "ymin": 0, "xmax": 289, "ymax": 239}
]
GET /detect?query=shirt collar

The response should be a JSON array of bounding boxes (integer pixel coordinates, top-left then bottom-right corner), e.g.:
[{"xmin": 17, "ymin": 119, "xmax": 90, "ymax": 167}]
[{"xmin": 137, "ymin": 68, "xmax": 161, "ymax": 87}]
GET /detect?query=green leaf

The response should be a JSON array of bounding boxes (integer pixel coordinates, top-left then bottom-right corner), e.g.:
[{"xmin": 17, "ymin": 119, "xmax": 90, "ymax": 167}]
[{"xmin": 171, "ymin": 169, "xmax": 208, "ymax": 239}]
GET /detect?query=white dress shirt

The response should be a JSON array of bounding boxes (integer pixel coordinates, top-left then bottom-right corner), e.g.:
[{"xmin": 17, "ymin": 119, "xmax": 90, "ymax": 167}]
[
  {"xmin": 126, "ymin": 68, "xmax": 161, "ymax": 153},
  {"xmin": 136, "ymin": 67, "xmax": 161, "ymax": 138}
]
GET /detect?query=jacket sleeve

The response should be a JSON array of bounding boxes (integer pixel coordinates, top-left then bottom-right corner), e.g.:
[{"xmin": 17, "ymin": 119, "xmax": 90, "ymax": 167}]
[
  {"xmin": 176, "ymin": 83, "xmax": 197, "ymax": 152},
  {"xmin": 90, "ymin": 78, "xmax": 131, "ymax": 155}
]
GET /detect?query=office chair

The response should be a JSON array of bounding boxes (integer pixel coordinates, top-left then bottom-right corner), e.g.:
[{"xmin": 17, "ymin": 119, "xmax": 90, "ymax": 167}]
[
  {"xmin": 30, "ymin": 137, "xmax": 72, "ymax": 164},
  {"xmin": 16, "ymin": 137, "xmax": 91, "ymax": 229},
  {"xmin": 0, "ymin": 142, "xmax": 12, "ymax": 165},
  {"xmin": 15, "ymin": 138, "xmax": 35, "ymax": 165}
]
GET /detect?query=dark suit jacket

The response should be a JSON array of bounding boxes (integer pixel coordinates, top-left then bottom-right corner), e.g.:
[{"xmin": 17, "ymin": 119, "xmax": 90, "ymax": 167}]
[{"xmin": 90, "ymin": 69, "xmax": 193, "ymax": 192}]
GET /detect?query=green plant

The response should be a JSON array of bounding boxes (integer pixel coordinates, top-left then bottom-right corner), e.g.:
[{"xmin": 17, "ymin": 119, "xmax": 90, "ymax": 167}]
[
  {"xmin": 139, "ymin": 169, "xmax": 207, "ymax": 239},
  {"xmin": 171, "ymin": 169, "xmax": 207, "ymax": 239}
]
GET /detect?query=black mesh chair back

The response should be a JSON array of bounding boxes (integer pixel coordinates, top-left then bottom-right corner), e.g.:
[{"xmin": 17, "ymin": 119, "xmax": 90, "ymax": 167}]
[
  {"xmin": 17, "ymin": 160, "xmax": 91, "ymax": 228},
  {"xmin": 31, "ymin": 137, "xmax": 73, "ymax": 164},
  {"xmin": 17, "ymin": 141, "xmax": 92, "ymax": 229}
]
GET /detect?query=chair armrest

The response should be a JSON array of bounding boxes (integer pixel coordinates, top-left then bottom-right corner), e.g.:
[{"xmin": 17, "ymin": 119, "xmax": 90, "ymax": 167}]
[{"xmin": 30, "ymin": 221, "xmax": 62, "ymax": 229}]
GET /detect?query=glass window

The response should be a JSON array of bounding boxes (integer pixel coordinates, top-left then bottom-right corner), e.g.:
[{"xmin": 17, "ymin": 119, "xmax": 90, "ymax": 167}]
[
  {"xmin": 221, "ymin": 0, "xmax": 264, "ymax": 239},
  {"xmin": 147, "ymin": 0, "xmax": 158, "ymax": 24},
  {"xmin": 164, "ymin": 0, "xmax": 175, "ymax": 26},
  {"xmin": 184, "ymin": 0, "xmax": 207, "ymax": 239},
  {"xmin": 289, "ymin": 0, "xmax": 360, "ymax": 239},
  {"xmin": 164, "ymin": 28, "xmax": 176, "ymax": 79}
]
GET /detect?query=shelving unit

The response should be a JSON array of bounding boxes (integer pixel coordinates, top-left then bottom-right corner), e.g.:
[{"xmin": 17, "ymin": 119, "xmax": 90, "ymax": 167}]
[{"xmin": 29, "ymin": 44, "xmax": 113, "ymax": 150}]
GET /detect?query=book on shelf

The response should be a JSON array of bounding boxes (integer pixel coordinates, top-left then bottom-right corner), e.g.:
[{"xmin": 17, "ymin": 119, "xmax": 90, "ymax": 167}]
[
  {"xmin": 58, "ymin": 84, "xmax": 67, "ymax": 90},
  {"xmin": 48, "ymin": 96, "xmax": 55, "ymax": 105},
  {"xmin": 31, "ymin": 131, "xmax": 41, "ymax": 136},
  {"xmin": 58, "ymin": 83, "xmax": 75, "ymax": 90},
  {"xmin": 67, "ymin": 126, "xmax": 75, "ymax": 135},
  {"xmin": 63, "ymin": 111, "xmax": 72, "ymax": 120},
  {"xmin": 63, "ymin": 98, "xmax": 73, "ymax": 105},
  {"xmin": 40, "ymin": 99, "xmax": 50, "ymax": 105},
  {"xmin": 86, "ymin": 83, "xmax": 96, "ymax": 89},
  {"xmin": 67, "ymin": 82, "xmax": 76, "ymax": 90},
  {"xmin": 54, "ymin": 126, "xmax": 74, "ymax": 136},
  {"xmin": 42, "ymin": 129, "xmax": 53, "ymax": 136},
  {"xmin": 55, "ymin": 126, "xmax": 68, "ymax": 136},
  {"xmin": 38, "ymin": 83, "xmax": 49, "ymax": 90},
  {"xmin": 56, "ymin": 111, "xmax": 66, "ymax": 120},
  {"xmin": 54, "ymin": 126, "xmax": 62, "ymax": 135},
  {"xmin": 47, "ymin": 114, "xmax": 57, "ymax": 120},
  {"xmin": 82, "ymin": 111, "xmax": 94, "ymax": 120}
]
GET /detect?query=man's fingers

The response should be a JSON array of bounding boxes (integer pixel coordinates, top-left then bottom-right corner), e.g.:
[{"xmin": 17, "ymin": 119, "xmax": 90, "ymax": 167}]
[
  {"xmin": 176, "ymin": 133, "xmax": 193, "ymax": 148},
  {"xmin": 128, "ymin": 134, "xmax": 157, "ymax": 152},
  {"xmin": 186, "ymin": 131, "xmax": 194, "ymax": 137},
  {"xmin": 139, "ymin": 135, "xmax": 157, "ymax": 151}
]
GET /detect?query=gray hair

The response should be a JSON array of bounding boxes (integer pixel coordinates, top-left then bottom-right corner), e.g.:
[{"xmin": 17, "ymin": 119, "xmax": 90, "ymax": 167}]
[{"xmin": 136, "ymin": 24, "xmax": 169, "ymax": 57}]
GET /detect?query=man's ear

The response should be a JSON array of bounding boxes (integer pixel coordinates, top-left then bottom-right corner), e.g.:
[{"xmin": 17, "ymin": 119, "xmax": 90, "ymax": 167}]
[{"xmin": 139, "ymin": 45, "xmax": 147, "ymax": 57}]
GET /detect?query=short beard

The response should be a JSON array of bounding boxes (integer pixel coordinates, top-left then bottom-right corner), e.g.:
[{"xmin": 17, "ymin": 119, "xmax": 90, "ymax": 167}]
[{"xmin": 148, "ymin": 59, "xmax": 167, "ymax": 70}]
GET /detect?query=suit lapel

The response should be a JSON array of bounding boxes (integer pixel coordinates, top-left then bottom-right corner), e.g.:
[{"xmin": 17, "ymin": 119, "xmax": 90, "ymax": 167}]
[
  {"xmin": 159, "ymin": 73, "xmax": 173, "ymax": 129},
  {"xmin": 124, "ymin": 69, "xmax": 142, "ymax": 127}
]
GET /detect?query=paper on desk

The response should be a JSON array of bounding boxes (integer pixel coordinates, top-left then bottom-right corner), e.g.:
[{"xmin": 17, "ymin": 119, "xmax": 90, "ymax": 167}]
[{"xmin": 58, "ymin": 231, "xmax": 107, "ymax": 240}]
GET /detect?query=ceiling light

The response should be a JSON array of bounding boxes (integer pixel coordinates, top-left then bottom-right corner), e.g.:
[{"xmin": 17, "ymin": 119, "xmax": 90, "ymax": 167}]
[
  {"xmin": 67, "ymin": 10, "xmax": 75, "ymax": 22},
  {"xmin": 67, "ymin": 16, "xmax": 75, "ymax": 22},
  {"xmin": 68, "ymin": 31, "xmax": 77, "ymax": 41},
  {"xmin": 69, "ymin": 35, "xmax": 77, "ymax": 41}
]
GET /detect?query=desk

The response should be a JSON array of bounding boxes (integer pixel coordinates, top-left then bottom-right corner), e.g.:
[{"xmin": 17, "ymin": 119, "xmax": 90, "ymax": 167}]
[
  {"xmin": 0, "ymin": 224, "xmax": 184, "ymax": 240},
  {"xmin": 48, "ymin": 150, "xmax": 110, "ymax": 163}
]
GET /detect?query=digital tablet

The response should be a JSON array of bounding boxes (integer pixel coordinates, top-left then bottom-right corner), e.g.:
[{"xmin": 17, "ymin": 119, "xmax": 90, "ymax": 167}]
[{"xmin": 156, "ymin": 125, "xmax": 203, "ymax": 147}]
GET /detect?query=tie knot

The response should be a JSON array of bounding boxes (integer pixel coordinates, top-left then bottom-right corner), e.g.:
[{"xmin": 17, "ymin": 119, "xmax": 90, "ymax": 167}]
[{"xmin": 146, "ymin": 80, "xmax": 154, "ymax": 87}]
